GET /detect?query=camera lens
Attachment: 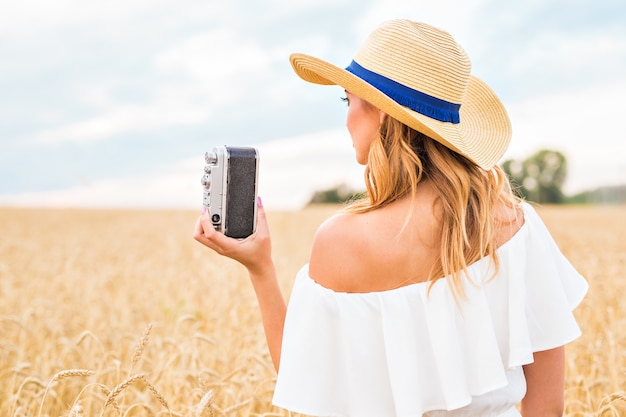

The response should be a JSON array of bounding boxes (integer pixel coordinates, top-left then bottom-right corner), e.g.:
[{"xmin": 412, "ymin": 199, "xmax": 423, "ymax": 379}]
[{"xmin": 211, "ymin": 214, "xmax": 221, "ymax": 223}]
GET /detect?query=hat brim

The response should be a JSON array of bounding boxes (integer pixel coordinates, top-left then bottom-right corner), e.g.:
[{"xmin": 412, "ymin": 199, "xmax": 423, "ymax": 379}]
[{"xmin": 290, "ymin": 53, "xmax": 512, "ymax": 170}]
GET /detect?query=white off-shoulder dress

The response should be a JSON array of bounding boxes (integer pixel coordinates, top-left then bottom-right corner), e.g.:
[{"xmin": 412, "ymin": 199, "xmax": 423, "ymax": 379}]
[{"xmin": 272, "ymin": 203, "xmax": 588, "ymax": 417}]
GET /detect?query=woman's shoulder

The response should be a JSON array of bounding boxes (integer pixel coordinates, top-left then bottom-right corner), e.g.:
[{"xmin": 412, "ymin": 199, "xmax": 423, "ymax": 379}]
[
  {"xmin": 310, "ymin": 212, "xmax": 364, "ymax": 252},
  {"xmin": 308, "ymin": 212, "xmax": 368, "ymax": 291},
  {"xmin": 307, "ymin": 198, "xmax": 441, "ymax": 292},
  {"xmin": 307, "ymin": 197, "xmax": 528, "ymax": 293}
]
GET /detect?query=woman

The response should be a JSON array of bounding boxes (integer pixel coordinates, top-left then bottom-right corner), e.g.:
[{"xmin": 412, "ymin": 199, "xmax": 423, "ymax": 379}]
[{"xmin": 194, "ymin": 19, "xmax": 588, "ymax": 417}]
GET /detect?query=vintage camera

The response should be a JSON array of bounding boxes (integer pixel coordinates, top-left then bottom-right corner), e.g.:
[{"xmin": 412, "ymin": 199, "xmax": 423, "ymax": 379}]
[{"xmin": 201, "ymin": 145, "xmax": 259, "ymax": 238}]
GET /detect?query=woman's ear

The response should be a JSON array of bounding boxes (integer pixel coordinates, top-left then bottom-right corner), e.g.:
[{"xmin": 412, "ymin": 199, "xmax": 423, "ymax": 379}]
[{"xmin": 379, "ymin": 111, "xmax": 387, "ymax": 125}]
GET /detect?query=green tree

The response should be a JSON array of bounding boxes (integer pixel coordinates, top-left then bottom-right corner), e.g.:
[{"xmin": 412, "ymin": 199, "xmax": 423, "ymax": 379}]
[
  {"xmin": 502, "ymin": 149, "xmax": 568, "ymax": 204},
  {"xmin": 307, "ymin": 183, "xmax": 365, "ymax": 205}
]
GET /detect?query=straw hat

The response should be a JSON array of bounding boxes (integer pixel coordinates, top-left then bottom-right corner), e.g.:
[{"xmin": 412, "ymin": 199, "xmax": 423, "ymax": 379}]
[{"xmin": 290, "ymin": 19, "xmax": 512, "ymax": 170}]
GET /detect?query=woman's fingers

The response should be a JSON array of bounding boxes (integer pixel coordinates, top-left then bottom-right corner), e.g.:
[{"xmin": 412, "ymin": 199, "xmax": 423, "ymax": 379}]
[
  {"xmin": 193, "ymin": 210, "xmax": 230, "ymax": 253},
  {"xmin": 193, "ymin": 198, "xmax": 272, "ymax": 273},
  {"xmin": 254, "ymin": 198, "xmax": 270, "ymax": 238}
]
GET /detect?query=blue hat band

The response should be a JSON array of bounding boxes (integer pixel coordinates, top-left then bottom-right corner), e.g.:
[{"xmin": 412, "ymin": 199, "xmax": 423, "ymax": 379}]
[{"xmin": 345, "ymin": 60, "xmax": 460, "ymax": 124}]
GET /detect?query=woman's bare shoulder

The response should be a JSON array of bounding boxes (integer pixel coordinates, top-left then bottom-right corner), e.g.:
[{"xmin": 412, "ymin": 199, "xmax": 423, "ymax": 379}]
[
  {"xmin": 307, "ymin": 198, "xmax": 440, "ymax": 292},
  {"xmin": 308, "ymin": 212, "xmax": 368, "ymax": 291}
]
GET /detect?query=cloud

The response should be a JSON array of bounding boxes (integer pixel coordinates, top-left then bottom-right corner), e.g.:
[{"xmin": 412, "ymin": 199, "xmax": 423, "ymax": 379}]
[
  {"xmin": 355, "ymin": 0, "xmax": 488, "ymax": 41},
  {"xmin": 0, "ymin": 157, "xmax": 199, "ymax": 209},
  {"xmin": 154, "ymin": 27, "xmax": 276, "ymax": 81},
  {"xmin": 30, "ymin": 25, "xmax": 286, "ymax": 144},
  {"xmin": 468, "ymin": 0, "xmax": 626, "ymax": 100},
  {"xmin": 257, "ymin": 129, "xmax": 365, "ymax": 208},
  {"xmin": 504, "ymin": 77, "xmax": 626, "ymax": 192},
  {"xmin": 32, "ymin": 101, "xmax": 197, "ymax": 144},
  {"xmin": 0, "ymin": 128, "xmax": 364, "ymax": 210},
  {"xmin": 490, "ymin": 25, "xmax": 626, "ymax": 96},
  {"xmin": 0, "ymin": 1, "xmax": 227, "ymax": 37}
]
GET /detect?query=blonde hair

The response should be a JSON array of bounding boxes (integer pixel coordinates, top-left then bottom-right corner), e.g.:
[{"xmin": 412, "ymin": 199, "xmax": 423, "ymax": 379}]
[{"xmin": 344, "ymin": 116, "xmax": 520, "ymax": 298}]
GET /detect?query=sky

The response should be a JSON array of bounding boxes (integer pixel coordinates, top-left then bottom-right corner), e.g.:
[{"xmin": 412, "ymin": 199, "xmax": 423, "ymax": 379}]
[{"xmin": 1, "ymin": 0, "xmax": 624, "ymax": 210}]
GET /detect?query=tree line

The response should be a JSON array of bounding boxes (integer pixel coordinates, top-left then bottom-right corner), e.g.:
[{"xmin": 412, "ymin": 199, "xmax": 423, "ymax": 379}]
[{"xmin": 308, "ymin": 149, "xmax": 625, "ymax": 205}]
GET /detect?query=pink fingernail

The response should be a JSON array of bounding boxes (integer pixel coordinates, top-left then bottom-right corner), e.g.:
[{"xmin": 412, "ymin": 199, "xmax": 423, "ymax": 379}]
[
  {"xmin": 257, "ymin": 196, "xmax": 263, "ymax": 207},
  {"xmin": 202, "ymin": 206, "xmax": 206, "ymax": 214}
]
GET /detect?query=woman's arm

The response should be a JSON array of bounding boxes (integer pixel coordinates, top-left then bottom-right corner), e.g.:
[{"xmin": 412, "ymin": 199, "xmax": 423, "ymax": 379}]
[
  {"xmin": 193, "ymin": 200, "xmax": 286, "ymax": 371},
  {"xmin": 521, "ymin": 346, "xmax": 565, "ymax": 417},
  {"xmin": 247, "ymin": 263, "xmax": 286, "ymax": 372}
]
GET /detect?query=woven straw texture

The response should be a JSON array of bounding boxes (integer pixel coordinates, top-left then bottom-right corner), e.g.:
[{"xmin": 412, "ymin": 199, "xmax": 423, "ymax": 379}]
[{"xmin": 290, "ymin": 19, "xmax": 512, "ymax": 170}]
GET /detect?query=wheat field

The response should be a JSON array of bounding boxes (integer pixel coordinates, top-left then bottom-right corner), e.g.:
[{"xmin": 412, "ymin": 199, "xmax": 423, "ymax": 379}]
[{"xmin": 0, "ymin": 204, "xmax": 624, "ymax": 416}]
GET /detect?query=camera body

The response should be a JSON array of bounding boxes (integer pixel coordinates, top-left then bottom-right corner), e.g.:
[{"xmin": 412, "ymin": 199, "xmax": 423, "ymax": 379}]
[{"xmin": 201, "ymin": 145, "xmax": 259, "ymax": 238}]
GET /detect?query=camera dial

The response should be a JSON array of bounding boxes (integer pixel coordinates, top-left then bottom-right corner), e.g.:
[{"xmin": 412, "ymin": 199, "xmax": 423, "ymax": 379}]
[
  {"xmin": 205, "ymin": 151, "xmax": 218, "ymax": 165},
  {"xmin": 200, "ymin": 174, "xmax": 211, "ymax": 188}
]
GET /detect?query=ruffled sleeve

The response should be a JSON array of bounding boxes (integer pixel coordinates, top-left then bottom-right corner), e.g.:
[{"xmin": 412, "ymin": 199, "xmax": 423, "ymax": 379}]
[
  {"xmin": 491, "ymin": 203, "xmax": 588, "ymax": 366},
  {"xmin": 272, "ymin": 203, "xmax": 588, "ymax": 417}
]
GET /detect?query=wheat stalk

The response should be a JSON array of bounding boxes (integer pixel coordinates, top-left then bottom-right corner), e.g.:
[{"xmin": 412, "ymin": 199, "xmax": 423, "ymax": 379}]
[
  {"xmin": 12, "ymin": 376, "xmax": 46, "ymax": 416},
  {"xmin": 212, "ymin": 399, "xmax": 252, "ymax": 416},
  {"xmin": 141, "ymin": 375, "xmax": 170, "ymax": 412},
  {"xmin": 104, "ymin": 374, "xmax": 144, "ymax": 408},
  {"xmin": 37, "ymin": 369, "xmax": 94, "ymax": 417},
  {"xmin": 220, "ymin": 366, "xmax": 245, "ymax": 383},
  {"xmin": 598, "ymin": 404, "xmax": 621, "ymax": 417},
  {"xmin": 68, "ymin": 401, "xmax": 84, "ymax": 417},
  {"xmin": 103, "ymin": 374, "xmax": 170, "ymax": 414},
  {"xmin": 176, "ymin": 313, "xmax": 198, "ymax": 326},
  {"xmin": 600, "ymin": 392, "xmax": 626, "ymax": 405},
  {"xmin": 598, "ymin": 392, "xmax": 626, "ymax": 416},
  {"xmin": 98, "ymin": 384, "xmax": 122, "ymax": 415},
  {"xmin": 0, "ymin": 315, "xmax": 29, "ymax": 331},
  {"xmin": 129, "ymin": 323, "xmax": 153, "ymax": 375},
  {"xmin": 52, "ymin": 369, "xmax": 96, "ymax": 380},
  {"xmin": 75, "ymin": 329, "xmax": 105, "ymax": 357},
  {"xmin": 193, "ymin": 332, "xmax": 217, "ymax": 346},
  {"xmin": 195, "ymin": 390, "xmax": 214, "ymax": 417}
]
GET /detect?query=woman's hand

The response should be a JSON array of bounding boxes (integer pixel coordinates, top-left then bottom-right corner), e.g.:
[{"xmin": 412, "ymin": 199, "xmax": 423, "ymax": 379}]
[
  {"xmin": 193, "ymin": 197, "xmax": 286, "ymax": 371},
  {"xmin": 193, "ymin": 198, "xmax": 273, "ymax": 276}
]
